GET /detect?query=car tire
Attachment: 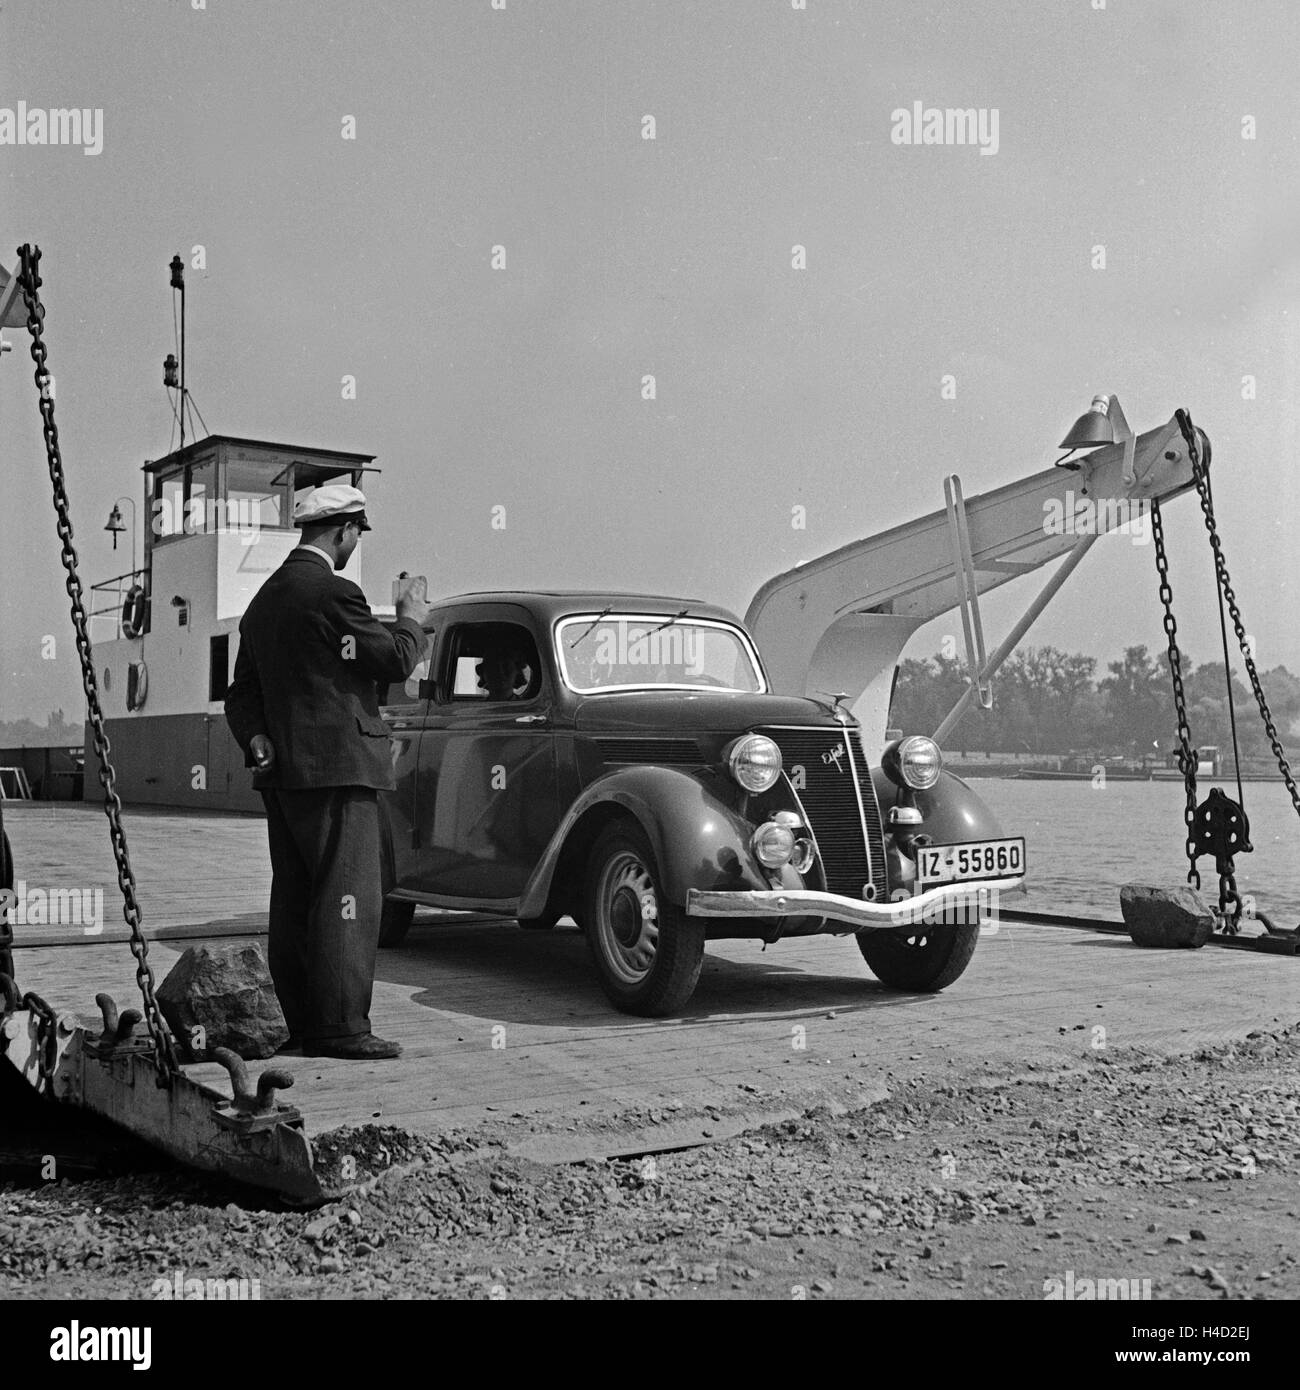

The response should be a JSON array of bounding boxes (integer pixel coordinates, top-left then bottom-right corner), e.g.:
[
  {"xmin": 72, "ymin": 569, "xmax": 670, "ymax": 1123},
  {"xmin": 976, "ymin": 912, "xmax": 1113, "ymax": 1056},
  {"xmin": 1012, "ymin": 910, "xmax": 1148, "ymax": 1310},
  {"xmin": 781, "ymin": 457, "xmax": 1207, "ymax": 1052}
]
[
  {"xmin": 583, "ymin": 823, "xmax": 705, "ymax": 1016},
  {"xmin": 855, "ymin": 922, "xmax": 980, "ymax": 992},
  {"xmin": 378, "ymin": 897, "xmax": 415, "ymax": 947}
]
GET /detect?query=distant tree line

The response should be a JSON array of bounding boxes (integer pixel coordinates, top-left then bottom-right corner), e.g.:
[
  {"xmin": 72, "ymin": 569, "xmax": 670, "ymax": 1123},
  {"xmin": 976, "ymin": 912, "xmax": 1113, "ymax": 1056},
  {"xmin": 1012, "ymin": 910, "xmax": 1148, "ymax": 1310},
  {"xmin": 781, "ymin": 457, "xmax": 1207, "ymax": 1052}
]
[
  {"xmin": 892, "ymin": 645, "xmax": 1300, "ymax": 759},
  {"xmin": 0, "ymin": 709, "xmax": 82, "ymax": 749}
]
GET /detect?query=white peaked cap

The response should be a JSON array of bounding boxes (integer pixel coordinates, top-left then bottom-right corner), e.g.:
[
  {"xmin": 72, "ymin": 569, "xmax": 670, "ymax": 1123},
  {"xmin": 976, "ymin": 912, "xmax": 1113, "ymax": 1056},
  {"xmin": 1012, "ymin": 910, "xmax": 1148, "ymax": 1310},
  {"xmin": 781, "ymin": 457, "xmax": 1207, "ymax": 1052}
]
[{"xmin": 292, "ymin": 483, "xmax": 371, "ymax": 530}]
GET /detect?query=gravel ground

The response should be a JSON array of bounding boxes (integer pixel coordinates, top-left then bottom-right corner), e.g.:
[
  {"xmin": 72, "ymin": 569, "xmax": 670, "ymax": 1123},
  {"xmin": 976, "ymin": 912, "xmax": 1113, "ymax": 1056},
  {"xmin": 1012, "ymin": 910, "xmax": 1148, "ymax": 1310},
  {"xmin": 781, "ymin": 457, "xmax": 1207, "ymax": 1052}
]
[{"xmin": 2, "ymin": 1024, "xmax": 1298, "ymax": 1300}]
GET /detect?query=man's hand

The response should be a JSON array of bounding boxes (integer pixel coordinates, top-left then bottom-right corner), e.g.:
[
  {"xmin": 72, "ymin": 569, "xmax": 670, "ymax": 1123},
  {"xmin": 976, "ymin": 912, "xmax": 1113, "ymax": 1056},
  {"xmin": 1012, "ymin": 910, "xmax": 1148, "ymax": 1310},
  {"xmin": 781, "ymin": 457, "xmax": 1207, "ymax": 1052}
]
[
  {"xmin": 395, "ymin": 573, "xmax": 432, "ymax": 630},
  {"xmin": 249, "ymin": 734, "xmax": 276, "ymax": 771}
]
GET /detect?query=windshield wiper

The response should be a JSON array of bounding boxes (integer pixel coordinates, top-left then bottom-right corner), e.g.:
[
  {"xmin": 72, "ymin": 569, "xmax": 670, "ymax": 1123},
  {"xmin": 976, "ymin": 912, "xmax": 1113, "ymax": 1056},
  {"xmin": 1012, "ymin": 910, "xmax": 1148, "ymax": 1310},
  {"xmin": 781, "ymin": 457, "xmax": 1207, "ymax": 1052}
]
[
  {"xmin": 568, "ymin": 606, "xmax": 613, "ymax": 649},
  {"xmin": 651, "ymin": 608, "xmax": 690, "ymax": 634}
]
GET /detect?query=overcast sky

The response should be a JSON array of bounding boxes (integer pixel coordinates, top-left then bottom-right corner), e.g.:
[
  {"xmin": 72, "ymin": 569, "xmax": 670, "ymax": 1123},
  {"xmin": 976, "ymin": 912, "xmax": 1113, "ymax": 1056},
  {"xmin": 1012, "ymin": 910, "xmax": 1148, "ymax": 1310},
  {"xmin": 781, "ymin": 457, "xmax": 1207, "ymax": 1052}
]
[{"xmin": 3, "ymin": 0, "xmax": 1298, "ymax": 727}]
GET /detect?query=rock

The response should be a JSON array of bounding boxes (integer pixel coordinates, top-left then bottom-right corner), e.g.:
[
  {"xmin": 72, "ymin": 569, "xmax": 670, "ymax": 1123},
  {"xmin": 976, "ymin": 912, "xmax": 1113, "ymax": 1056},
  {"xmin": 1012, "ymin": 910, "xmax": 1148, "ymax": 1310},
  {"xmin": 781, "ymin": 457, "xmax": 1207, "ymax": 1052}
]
[
  {"xmin": 157, "ymin": 941, "xmax": 289, "ymax": 1059},
  {"xmin": 1120, "ymin": 885, "xmax": 1214, "ymax": 949},
  {"xmin": 304, "ymin": 1212, "xmax": 339, "ymax": 1242}
]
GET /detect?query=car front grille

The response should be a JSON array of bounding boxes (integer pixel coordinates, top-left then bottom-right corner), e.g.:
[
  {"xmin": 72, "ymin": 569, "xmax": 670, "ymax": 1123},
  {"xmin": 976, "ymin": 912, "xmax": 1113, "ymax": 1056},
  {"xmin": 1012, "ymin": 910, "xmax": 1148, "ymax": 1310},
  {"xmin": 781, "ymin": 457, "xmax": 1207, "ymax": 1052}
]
[{"xmin": 761, "ymin": 726, "xmax": 887, "ymax": 898}]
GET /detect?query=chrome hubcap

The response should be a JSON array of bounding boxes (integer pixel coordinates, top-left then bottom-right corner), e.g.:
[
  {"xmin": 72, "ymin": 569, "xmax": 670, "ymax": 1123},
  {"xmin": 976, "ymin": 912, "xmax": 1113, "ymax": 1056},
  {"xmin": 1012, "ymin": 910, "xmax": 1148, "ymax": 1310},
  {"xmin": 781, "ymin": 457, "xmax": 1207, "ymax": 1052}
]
[{"xmin": 597, "ymin": 851, "xmax": 660, "ymax": 984}]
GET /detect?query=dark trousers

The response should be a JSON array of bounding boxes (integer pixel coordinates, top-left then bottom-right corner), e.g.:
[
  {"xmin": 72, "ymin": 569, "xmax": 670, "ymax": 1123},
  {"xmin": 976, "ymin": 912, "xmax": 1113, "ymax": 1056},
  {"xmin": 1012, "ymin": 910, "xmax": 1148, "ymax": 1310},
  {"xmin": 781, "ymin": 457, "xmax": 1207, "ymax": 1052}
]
[{"xmin": 260, "ymin": 786, "xmax": 381, "ymax": 1042}]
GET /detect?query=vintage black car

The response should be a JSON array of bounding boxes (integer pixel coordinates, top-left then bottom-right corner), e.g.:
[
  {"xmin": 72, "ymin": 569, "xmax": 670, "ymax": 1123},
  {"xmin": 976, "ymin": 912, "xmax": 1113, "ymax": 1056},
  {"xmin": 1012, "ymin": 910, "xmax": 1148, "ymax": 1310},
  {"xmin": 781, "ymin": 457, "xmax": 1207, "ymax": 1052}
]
[{"xmin": 378, "ymin": 592, "xmax": 1025, "ymax": 1015}]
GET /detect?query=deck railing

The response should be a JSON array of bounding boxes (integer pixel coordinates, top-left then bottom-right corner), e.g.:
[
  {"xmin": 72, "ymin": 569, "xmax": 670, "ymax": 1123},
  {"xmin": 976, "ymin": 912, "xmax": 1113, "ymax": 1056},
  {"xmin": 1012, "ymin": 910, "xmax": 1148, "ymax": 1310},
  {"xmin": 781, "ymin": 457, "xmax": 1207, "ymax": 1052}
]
[{"xmin": 88, "ymin": 569, "xmax": 146, "ymax": 641}]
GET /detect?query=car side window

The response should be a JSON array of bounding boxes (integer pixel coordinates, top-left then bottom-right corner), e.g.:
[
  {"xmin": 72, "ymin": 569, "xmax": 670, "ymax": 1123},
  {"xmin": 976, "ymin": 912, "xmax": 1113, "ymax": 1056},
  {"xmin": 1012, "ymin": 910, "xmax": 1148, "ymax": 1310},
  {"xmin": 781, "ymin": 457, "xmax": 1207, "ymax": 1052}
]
[
  {"xmin": 401, "ymin": 631, "xmax": 436, "ymax": 702},
  {"xmin": 379, "ymin": 627, "xmax": 435, "ymax": 707},
  {"xmin": 443, "ymin": 622, "xmax": 543, "ymax": 704}
]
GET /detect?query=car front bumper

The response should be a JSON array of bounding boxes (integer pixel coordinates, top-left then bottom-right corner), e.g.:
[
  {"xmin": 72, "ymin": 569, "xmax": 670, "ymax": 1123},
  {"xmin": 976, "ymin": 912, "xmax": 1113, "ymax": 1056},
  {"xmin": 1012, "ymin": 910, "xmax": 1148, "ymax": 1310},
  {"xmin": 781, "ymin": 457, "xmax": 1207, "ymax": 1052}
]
[{"xmin": 685, "ymin": 878, "xmax": 1024, "ymax": 933}]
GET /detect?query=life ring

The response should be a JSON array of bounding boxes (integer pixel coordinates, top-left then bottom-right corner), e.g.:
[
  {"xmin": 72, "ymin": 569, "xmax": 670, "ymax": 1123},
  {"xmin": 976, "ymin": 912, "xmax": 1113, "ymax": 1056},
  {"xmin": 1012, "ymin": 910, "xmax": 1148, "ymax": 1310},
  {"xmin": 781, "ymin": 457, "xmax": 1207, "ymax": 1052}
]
[{"xmin": 121, "ymin": 584, "xmax": 148, "ymax": 639}]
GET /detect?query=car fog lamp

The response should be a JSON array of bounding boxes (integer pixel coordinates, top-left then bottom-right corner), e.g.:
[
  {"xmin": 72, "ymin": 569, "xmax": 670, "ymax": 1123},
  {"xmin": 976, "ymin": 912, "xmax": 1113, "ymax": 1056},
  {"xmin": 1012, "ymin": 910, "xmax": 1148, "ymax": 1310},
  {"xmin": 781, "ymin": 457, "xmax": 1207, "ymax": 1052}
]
[
  {"xmin": 882, "ymin": 735, "xmax": 942, "ymax": 791},
  {"xmin": 727, "ymin": 734, "xmax": 782, "ymax": 793},
  {"xmin": 752, "ymin": 820, "xmax": 797, "ymax": 868},
  {"xmin": 789, "ymin": 837, "xmax": 816, "ymax": 874}
]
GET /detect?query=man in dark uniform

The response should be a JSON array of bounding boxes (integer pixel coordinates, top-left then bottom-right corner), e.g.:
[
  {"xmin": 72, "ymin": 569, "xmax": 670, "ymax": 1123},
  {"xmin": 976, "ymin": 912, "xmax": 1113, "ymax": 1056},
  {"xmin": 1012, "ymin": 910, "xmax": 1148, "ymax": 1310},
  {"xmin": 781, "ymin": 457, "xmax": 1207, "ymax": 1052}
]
[{"xmin": 224, "ymin": 484, "xmax": 429, "ymax": 1059}]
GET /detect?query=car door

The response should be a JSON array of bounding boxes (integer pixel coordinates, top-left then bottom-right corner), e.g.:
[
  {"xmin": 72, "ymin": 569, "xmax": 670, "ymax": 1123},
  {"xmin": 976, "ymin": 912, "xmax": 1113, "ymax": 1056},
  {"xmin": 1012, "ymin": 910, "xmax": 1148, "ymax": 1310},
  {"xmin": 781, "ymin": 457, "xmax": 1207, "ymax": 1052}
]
[{"xmin": 411, "ymin": 609, "xmax": 561, "ymax": 906}]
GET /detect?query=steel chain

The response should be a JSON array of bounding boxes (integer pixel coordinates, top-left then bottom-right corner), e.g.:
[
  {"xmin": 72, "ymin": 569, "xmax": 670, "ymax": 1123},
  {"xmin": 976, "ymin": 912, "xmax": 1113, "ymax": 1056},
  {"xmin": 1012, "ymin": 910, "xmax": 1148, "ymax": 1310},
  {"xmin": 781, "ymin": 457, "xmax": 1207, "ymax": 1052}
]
[
  {"xmin": 16, "ymin": 246, "xmax": 178, "ymax": 1084},
  {"xmin": 20, "ymin": 990, "xmax": 59, "ymax": 1094},
  {"xmin": 1149, "ymin": 496, "xmax": 1200, "ymax": 889},
  {"xmin": 1176, "ymin": 410, "xmax": 1300, "ymax": 824},
  {"xmin": 1218, "ymin": 870, "xmax": 1241, "ymax": 930}
]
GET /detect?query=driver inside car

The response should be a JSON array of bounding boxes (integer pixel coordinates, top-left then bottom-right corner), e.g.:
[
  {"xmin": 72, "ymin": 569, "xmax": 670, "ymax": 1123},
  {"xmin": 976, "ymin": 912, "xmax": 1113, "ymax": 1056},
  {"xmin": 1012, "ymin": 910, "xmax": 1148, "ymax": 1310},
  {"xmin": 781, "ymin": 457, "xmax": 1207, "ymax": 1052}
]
[{"xmin": 475, "ymin": 647, "xmax": 530, "ymax": 701}]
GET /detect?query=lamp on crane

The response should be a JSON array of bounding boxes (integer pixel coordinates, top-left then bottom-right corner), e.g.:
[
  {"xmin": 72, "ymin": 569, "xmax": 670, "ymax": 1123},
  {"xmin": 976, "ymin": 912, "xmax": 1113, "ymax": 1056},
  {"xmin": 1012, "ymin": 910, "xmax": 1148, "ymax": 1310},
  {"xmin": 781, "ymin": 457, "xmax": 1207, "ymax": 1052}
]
[{"xmin": 1060, "ymin": 393, "xmax": 1138, "ymax": 488}]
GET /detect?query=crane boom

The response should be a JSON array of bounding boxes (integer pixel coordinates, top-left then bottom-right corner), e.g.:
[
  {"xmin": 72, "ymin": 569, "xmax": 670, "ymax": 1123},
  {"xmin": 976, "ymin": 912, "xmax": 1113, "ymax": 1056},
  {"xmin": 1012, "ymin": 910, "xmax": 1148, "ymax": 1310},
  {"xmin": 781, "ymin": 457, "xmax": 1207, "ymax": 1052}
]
[{"xmin": 745, "ymin": 412, "xmax": 1201, "ymax": 749}]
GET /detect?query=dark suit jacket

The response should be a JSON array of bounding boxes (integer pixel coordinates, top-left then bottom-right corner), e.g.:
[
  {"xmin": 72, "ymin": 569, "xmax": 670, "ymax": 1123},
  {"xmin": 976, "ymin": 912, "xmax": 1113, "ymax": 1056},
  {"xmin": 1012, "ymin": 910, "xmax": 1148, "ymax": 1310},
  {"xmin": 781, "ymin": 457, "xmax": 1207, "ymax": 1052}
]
[{"xmin": 224, "ymin": 548, "xmax": 425, "ymax": 791}]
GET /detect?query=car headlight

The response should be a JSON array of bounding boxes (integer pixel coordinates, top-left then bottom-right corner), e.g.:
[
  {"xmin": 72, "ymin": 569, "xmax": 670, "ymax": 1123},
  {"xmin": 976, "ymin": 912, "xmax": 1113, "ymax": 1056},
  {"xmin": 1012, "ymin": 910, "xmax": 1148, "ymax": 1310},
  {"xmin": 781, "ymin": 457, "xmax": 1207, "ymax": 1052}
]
[
  {"xmin": 751, "ymin": 820, "xmax": 797, "ymax": 868},
  {"xmin": 882, "ymin": 734, "xmax": 942, "ymax": 791},
  {"xmin": 726, "ymin": 734, "xmax": 782, "ymax": 793}
]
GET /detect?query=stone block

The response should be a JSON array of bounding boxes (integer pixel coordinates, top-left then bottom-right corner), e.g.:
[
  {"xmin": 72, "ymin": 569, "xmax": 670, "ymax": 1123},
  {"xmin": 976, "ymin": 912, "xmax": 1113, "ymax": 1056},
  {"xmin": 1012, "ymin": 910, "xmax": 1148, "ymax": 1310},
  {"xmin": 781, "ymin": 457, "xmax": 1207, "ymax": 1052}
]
[
  {"xmin": 1120, "ymin": 884, "xmax": 1215, "ymax": 949},
  {"xmin": 157, "ymin": 941, "xmax": 289, "ymax": 1059}
]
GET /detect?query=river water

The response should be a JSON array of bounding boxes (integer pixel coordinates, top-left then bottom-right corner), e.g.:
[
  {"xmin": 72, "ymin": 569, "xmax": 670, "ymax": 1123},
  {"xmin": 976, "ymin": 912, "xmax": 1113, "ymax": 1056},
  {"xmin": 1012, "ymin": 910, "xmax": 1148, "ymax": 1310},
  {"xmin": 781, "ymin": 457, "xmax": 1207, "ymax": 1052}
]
[{"xmin": 970, "ymin": 778, "xmax": 1300, "ymax": 926}]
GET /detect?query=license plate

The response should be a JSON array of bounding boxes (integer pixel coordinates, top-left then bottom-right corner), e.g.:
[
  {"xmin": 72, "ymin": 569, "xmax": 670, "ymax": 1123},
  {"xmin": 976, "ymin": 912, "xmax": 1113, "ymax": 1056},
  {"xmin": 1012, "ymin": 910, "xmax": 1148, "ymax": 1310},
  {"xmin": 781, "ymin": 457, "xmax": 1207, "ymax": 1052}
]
[{"xmin": 917, "ymin": 837, "xmax": 1025, "ymax": 886}]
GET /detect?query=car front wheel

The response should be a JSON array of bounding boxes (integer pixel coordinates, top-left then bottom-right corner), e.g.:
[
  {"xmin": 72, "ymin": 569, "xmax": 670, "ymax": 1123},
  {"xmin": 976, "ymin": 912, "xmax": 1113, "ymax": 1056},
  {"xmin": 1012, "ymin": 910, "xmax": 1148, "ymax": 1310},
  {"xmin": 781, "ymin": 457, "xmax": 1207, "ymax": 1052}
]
[
  {"xmin": 584, "ymin": 823, "xmax": 705, "ymax": 1016},
  {"xmin": 855, "ymin": 922, "xmax": 980, "ymax": 991}
]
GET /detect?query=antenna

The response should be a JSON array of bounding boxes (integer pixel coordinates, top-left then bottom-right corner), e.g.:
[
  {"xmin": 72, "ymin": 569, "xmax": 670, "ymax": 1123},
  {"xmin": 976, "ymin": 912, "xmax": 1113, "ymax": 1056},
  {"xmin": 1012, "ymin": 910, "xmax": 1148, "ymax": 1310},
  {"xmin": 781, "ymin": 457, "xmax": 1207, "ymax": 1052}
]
[{"xmin": 166, "ymin": 254, "xmax": 186, "ymax": 449}]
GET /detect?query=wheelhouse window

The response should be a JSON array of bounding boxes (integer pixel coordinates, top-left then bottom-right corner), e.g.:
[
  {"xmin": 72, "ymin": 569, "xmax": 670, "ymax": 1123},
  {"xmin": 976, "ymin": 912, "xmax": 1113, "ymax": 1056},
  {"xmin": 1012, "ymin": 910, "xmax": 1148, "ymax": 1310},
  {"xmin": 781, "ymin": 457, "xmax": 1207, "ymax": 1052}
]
[
  {"xmin": 150, "ymin": 454, "xmax": 219, "ymax": 541},
  {"xmin": 445, "ymin": 622, "xmax": 542, "ymax": 703},
  {"xmin": 226, "ymin": 459, "xmax": 288, "ymax": 531},
  {"xmin": 152, "ymin": 471, "xmax": 185, "ymax": 539},
  {"xmin": 556, "ymin": 614, "xmax": 765, "ymax": 695},
  {"xmin": 185, "ymin": 459, "xmax": 217, "ymax": 532}
]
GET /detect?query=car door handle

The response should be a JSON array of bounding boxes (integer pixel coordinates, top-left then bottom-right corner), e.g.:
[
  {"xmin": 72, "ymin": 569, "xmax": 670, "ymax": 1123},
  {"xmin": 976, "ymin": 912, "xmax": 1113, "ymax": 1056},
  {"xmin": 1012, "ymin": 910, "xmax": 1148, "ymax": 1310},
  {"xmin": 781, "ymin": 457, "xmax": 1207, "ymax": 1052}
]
[{"xmin": 514, "ymin": 714, "xmax": 547, "ymax": 724}]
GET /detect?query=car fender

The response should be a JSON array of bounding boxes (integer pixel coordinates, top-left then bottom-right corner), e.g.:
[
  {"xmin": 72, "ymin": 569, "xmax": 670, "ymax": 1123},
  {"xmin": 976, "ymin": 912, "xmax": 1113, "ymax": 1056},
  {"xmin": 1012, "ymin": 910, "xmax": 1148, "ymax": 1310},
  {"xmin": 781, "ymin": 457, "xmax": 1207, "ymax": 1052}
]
[
  {"xmin": 870, "ymin": 766, "xmax": 1006, "ymax": 843},
  {"xmin": 517, "ymin": 765, "xmax": 768, "ymax": 916}
]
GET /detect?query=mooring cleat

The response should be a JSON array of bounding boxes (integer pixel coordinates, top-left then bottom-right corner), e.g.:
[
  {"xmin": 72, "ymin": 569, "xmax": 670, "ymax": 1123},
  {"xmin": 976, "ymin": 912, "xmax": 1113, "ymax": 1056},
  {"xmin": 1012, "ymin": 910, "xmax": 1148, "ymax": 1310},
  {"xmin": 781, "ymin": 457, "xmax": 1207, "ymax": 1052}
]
[
  {"xmin": 210, "ymin": 1046, "xmax": 302, "ymax": 1134},
  {"xmin": 83, "ymin": 991, "xmax": 152, "ymax": 1057},
  {"xmin": 95, "ymin": 991, "xmax": 144, "ymax": 1043}
]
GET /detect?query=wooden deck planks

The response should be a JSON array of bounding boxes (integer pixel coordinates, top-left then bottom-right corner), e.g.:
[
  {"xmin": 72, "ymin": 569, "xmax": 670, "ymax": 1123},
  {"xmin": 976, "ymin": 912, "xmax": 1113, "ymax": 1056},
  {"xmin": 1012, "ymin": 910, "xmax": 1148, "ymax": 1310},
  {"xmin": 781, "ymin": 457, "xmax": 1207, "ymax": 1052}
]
[{"xmin": 5, "ymin": 804, "xmax": 1298, "ymax": 1144}]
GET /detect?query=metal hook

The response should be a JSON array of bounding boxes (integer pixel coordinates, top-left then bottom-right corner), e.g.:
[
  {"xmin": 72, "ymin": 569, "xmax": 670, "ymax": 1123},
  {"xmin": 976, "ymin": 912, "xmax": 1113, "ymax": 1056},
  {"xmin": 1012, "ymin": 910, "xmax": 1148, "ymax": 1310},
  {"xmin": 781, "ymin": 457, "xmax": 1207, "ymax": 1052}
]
[
  {"xmin": 95, "ymin": 991, "xmax": 143, "ymax": 1045},
  {"xmin": 211, "ymin": 1047, "xmax": 295, "ymax": 1115}
]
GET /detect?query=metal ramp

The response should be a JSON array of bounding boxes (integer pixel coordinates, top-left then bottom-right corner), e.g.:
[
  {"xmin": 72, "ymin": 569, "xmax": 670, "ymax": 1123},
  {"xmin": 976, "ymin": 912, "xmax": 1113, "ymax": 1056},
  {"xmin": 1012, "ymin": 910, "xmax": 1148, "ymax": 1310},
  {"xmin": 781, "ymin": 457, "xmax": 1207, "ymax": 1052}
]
[{"xmin": 0, "ymin": 983, "xmax": 328, "ymax": 1203}]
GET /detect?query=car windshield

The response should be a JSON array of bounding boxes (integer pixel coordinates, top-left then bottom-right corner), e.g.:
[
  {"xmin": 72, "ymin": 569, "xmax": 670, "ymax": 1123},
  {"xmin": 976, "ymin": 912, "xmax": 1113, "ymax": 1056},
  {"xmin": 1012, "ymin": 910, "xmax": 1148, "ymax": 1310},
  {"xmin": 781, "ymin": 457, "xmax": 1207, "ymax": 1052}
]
[{"xmin": 556, "ymin": 614, "xmax": 765, "ymax": 694}]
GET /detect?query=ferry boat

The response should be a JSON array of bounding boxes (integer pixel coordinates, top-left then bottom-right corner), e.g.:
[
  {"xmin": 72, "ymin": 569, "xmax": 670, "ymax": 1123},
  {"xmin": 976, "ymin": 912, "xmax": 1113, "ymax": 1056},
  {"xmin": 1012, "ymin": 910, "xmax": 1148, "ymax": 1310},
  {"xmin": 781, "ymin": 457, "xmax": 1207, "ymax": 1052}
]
[{"xmin": 85, "ymin": 435, "xmax": 387, "ymax": 813}]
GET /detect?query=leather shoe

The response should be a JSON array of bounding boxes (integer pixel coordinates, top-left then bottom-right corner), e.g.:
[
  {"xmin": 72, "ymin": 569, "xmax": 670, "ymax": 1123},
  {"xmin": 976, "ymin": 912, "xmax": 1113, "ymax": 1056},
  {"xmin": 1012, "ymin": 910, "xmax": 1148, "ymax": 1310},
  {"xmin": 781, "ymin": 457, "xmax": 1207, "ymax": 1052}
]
[{"xmin": 304, "ymin": 1033, "xmax": 402, "ymax": 1060}]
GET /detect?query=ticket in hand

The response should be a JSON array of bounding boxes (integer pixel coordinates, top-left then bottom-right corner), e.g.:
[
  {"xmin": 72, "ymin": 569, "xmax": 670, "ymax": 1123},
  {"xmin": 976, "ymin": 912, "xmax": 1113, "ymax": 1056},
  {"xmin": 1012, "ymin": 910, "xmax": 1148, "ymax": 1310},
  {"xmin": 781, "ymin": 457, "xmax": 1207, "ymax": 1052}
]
[{"xmin": 392, "ymin": 573, "xmax": 428, "ymax": 605}]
